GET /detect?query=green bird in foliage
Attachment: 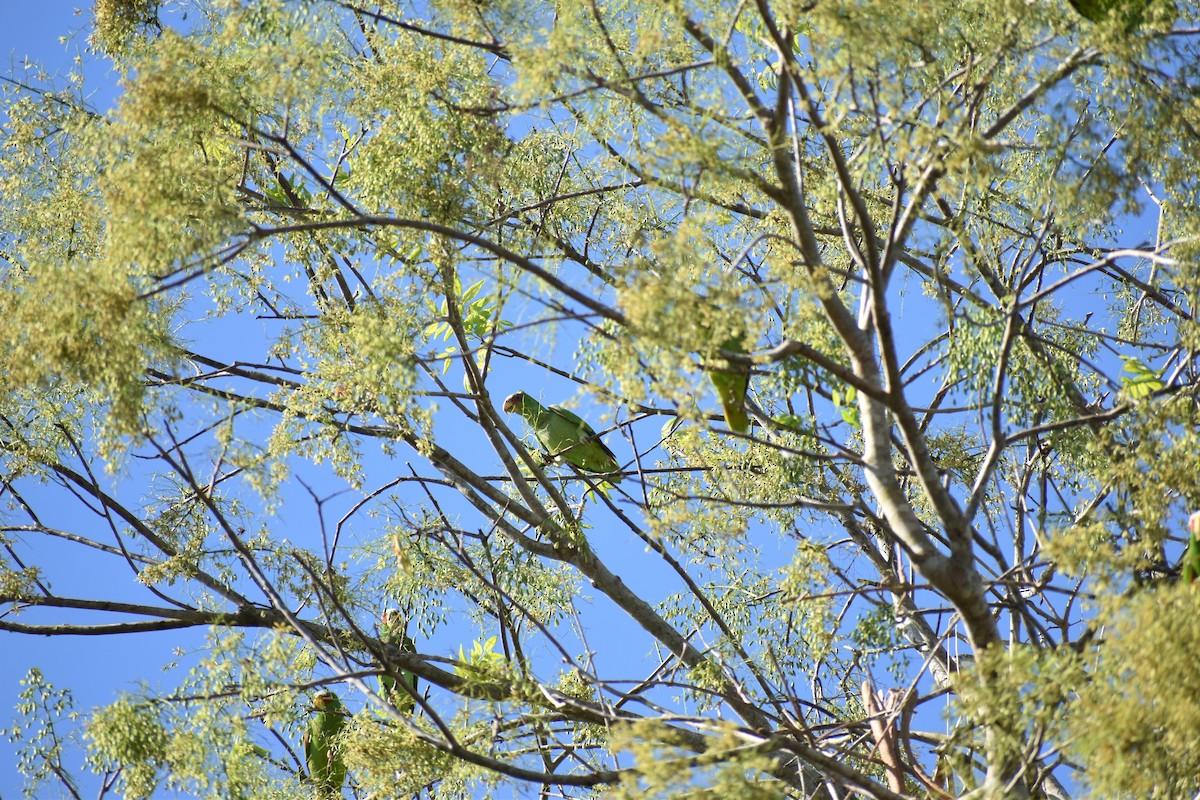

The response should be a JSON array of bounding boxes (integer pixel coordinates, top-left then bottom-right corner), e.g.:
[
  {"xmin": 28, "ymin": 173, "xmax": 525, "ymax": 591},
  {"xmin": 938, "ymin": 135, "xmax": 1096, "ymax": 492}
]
[
  {"xmin": 707, "ymin": 334, "xmax": 751, "ymax": 434},
  {"xmin": 380, "ymin": 609, "xmax": 418, "ymax": 715},
  {"xmin": 1182, "ymin": 512, "xmax": 1200, "ymax": 584},
  {"xmin": 1067, "ymin": 0, "xmax": 1153, "ymax": 28},
  {"xmin": 303, "ymin": 689, "xmax": 347, "ymax": 798},
  {"xmin": 503, "ymin": 392, "xmax": 622, "ymax": 483}
]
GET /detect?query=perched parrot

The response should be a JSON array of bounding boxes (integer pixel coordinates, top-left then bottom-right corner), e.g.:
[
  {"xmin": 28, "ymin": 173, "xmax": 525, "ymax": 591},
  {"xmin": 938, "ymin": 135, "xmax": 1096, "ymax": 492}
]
[
  {"xmin": 502, "ymin": 392, "xmax": 622, "ymax": 483},
  {"xmin": 1182, "ymin": 512, "xmax": 1200, "ymax": 584},
  {"xmin": 303, "ymin": 690, "xmax": 347, "ymax": 798},
  {"xmin": 380, "ymin": 609, "xmax": 419, "ymax": 715},
  {"xmin": 707, "ymin": 334, "xmax": 751, "ymax": 434}
]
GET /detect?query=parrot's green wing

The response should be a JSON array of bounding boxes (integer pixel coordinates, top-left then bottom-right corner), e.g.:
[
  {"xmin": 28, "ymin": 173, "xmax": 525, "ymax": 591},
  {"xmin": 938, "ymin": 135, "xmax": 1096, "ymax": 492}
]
[
  {"xmin": 380, "ymin": 610, "xmax": 419, "ymax": 715},
  {"xmin": 1068, "ymin": 0, "xmax": 1109, "ymax": 21},
  {"xmin": 708, "ymin": 335, "xmax": 751, "ymax": 434},
  {"xmin": 1067, "ymin": 0, "xmax": 1153, "ymax": 28},
  {"xmin": 1182, "ymin": 537, "xmax": 1200, "ymax": 584},
  {"xmin": 545, "ymin": 404, "xmax": 622, "ymax": 478},
  {"xmin": 504, "ymin": 392, "xmax": 622, "ymax": 483},
  {"xmin": 305, "ymin": 691, "xmax": 347, "ymax": 798},
  {"xmin": 545, "ymin": 403, "xmax": 592, "ymax": 433},
  {"xmin": 1183, "ymin": 513, "xmax": 1200, "ymax": 584}
]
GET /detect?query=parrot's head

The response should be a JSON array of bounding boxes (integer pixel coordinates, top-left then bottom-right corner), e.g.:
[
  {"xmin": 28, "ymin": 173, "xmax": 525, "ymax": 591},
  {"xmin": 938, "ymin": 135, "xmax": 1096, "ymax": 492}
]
[
  {"xmin": 313, "ymin": 690, "xmax": 341, "ymax": 712},
  {"xmin": 502, "ymin": 392, "xmax": 525, "ymax": 414},
  {"xmin": 1190, "ymin": 511, "xmax": 1200, "ymax": 537},
  {"xmin": 382, "ymin": 608, "xmax": 403, "ymax": 632}
]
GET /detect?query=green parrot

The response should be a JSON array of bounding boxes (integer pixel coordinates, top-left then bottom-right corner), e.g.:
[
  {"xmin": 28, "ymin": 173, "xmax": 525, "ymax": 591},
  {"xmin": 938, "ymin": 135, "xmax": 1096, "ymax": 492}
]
[
  {"xmin": 303, "ymin": 689, "xmax": 347, "ymax": 798},
  {"xmin": 380, "ymin": 609, "xmax": 418, "ymax": 714},
  {"xmin": 707, "ymin": 334, "xmax": 751, "ymax": 434},
  {"xmin": 1182, "ymin": 512, "xmax": 1200, "ymax": 584},
  {"xmin": 1067, "ymin": 0, "xmax": 1153, "ymax": 28},
  {"xmin": 502, "ymin": 392, "xmax": 622, "ymax": 482}
]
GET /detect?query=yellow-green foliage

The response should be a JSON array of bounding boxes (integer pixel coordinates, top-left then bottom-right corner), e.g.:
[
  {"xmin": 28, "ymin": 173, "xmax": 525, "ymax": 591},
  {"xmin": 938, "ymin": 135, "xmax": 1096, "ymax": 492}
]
[
  {"xmin": 0, "ymin": 82, "xmax": 174, "ymax": 432},
  {"xmin": 85, "ymin": 647, "xmax": 300, "ymax": 796},
  {"xmin": 266, "ymin": 299, "xmax": 429, "ymax": 487},
  {"xmin": 454, "ymin": 635, "xmax": 513, "ymax": 684},
  {"xmin": 86, "ymin": 698, "xmax": 170, "ymax": 799},
  {"xmin": 0, "ymin": 257, "xmax": 170, "ymax": 436},
  {"xmin": 607, "ymin": 720, "xmax": 785, "ymax": 800},
  {"xmin": 102, "ymin": 32, "xmax": 249, "ymax": 268},
  {"xmin": 11, "ymin": 669, "xmax": 82, "ymax": 797},
  {"xmin": 949, "ymin": 645, "xmax": 1085, "ymax": 790},
  {"xmin": 1046, "ymin": 398, "xmax": 1200, "ymax": 587},
  {"xmin": 556, "ymin": 668, "xmax": 609, "ymax": 747},
  {"xmin": 0, "ymin": 563, "xmax": 42, "ymax": 601},
  {"xmin": 341, "ymin": 715, "xmax": 479, "ymax": 799},
  {"xmin": 381, "ymin": 522, "xmax": 583, "ymax": 637},
  {"xmin": 0, "ymin": 385, "xmax": 88, "ymax": 481},
  {"xmin": 1069, "ymin": 585, "xmax": 1200, "ymax": 798},
  {"xmin": 775, "ymin": 548, "xmax": 839, "ymax": 669},
  {"xmin": 616, "ymin": 263, "xmax": 756, "ymax": 417},
  {"xmin": 349, "ymin": 33, "xmax": 508, "ymax": 225},
  {"xmin": 512, "ymin": 0, "xmax": 693, "ymax": 106},
  {"xmin": 85, "ymin": 628, "xmax": 320, "ymax": 797},
  {"xmin": 92, "ymin": 0, "xmax": 160, "ymax": 58}
]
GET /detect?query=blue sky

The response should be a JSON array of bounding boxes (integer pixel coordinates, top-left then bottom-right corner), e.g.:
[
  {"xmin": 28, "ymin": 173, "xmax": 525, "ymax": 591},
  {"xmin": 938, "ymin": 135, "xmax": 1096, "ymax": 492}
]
[{"xmin": 3, "ymin": 6, "xmax": 97, "ymax": 96}]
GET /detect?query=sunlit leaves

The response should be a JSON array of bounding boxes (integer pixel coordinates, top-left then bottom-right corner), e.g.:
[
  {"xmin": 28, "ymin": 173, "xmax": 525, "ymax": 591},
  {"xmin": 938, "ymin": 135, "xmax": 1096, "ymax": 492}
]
[
  {"xmin": 1045, "ymin": 397, "xmax": 1200, "ymax": 590},
  {"xmin": 9, "ymin": 670, "xmax": 83, "ymax": 799},
  {"xmin": 608, "ymin": 720, "xmax": 786, "ymax": 800},
  {"xmin": 1117, "ymin": 355, "xmax": 1164, "ymax": 401},
  {"xmin": 454, "ymin": 635, "xmax": 508, "ymax": 681},
  {"xmin": 0, "ymin": 257, "xmax": 175, "ymax": 436},
  {"xmin": 1068, "ymin": 584, "xmax": 1200, "ymax": 798},
  {"xmin": 348, "ymin": 32, "xmax": 508, "ymax": 227},
  {"xmin": 948, "ymin": 646, "xmax": 1084, "ymax": 793},
  {"xmin": 829, "ymin": 385, "xmax": 860, "ymax": 429},
  {"xmin": 92, "ymin": 0, "xmax": 162, "ymax": 59},
  {"xmin": 425, "ymin": 276, "xmax": 513, "ymax": 376},
  {"xmin": 103, "ymin": 34, "xmax": 247, "ymax": 270},
  {"xmin": 340, "ymin": 714, "xmax": 464, "ymax": 798},
  {"xmin": 85, "ymin": 697, "xmax": 169, "ymax": 799}
]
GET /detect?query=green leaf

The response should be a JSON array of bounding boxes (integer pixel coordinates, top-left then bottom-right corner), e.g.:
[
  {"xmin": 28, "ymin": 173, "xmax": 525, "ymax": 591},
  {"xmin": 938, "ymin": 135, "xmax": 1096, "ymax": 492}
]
[
  {"xmin": 1118, "ymin": 356, "xmax": 1163, "ymax": 401},
  {"xmin": 831, "ymin": 385, "xmax": 861, "ymax": 428}
]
